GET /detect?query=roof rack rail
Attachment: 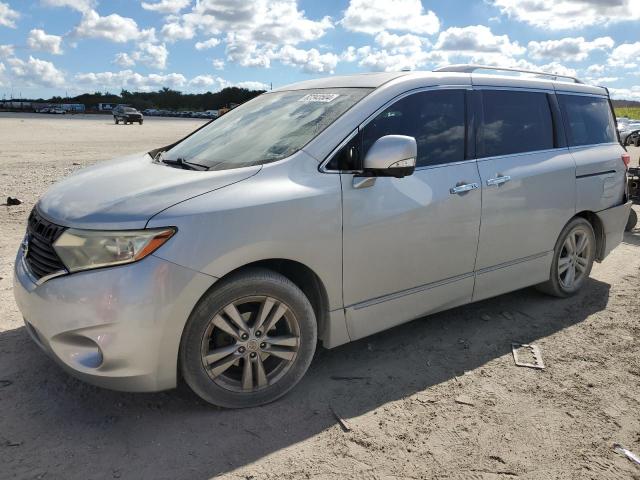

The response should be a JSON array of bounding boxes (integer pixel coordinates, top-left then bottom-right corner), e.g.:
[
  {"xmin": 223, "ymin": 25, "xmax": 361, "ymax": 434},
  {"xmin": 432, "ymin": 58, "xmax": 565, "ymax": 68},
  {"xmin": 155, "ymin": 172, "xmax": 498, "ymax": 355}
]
[{"xmin": 434, "ymin": 64, "xmax": 583, "ymax": 84}]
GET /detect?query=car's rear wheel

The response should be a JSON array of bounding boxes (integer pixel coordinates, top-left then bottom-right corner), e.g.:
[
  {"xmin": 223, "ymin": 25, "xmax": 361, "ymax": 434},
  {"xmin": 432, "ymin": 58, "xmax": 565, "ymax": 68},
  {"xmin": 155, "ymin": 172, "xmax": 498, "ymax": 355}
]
[
  {"xmin": 537, "ymin": 217, "xmax": 595, "ymax": 297},
  {"xmin": 180, "ymin": 269, "xmax": 317, "ymax": 408},
  {"xmin": 114, "ymin": 118, "xmax": 119, "ymax": 124}
]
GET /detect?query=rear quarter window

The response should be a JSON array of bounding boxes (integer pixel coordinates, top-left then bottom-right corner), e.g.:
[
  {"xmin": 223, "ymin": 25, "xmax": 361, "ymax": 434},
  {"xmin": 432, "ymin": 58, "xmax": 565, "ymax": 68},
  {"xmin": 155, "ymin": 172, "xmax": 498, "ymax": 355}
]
[
  {"xmin": 557, "ymin": 94, "xmax": 617, "ymax": 147},
  {"xmin": 478, "ymin": 90, "xmax": 554, "ymax": 158}
]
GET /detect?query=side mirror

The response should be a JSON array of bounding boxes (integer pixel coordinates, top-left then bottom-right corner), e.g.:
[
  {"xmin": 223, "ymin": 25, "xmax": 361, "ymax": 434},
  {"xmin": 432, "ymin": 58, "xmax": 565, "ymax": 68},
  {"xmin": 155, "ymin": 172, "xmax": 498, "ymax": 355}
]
[{"xmin": 362, "ymin": 135, "xmax": 417, "ymax": 178}]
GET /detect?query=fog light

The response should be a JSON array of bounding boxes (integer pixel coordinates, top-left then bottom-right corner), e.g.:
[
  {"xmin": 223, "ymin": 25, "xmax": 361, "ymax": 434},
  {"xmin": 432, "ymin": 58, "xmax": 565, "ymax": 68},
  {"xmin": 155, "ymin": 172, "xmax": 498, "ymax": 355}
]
[
  {"xmin": 72, "ymin": 345, "xmax": 104, "ymax": 369},
  {"xmin": 54, "ymin": 334, "xmax": 104, "ymax": 369}
]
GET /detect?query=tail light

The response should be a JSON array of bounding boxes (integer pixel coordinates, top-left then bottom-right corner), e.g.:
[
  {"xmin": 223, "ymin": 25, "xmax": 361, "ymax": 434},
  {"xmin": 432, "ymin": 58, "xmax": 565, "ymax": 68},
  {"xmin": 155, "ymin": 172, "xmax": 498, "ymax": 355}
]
[{"xmin": 622, "ymin": 152, "xmax": 631, "ymax": 169}]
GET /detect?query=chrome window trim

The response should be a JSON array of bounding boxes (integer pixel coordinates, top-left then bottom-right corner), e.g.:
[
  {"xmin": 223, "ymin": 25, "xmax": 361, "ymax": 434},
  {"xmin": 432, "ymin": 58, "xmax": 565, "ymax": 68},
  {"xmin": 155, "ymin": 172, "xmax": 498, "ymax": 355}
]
[
  {"xmin": 473, "ymin": 85, "xmax": 553, "ymax": 94},
  {"xmin": 414, "ymin": 158, "xmax": 477, "ymax": 171},
  {"xmin": 554, "ymin": 90, "xmax": 609, "ymax": 99},
  {"xmin": 568, "ymin": 141, "xmax": 621, "ymax": 150},
  {"xmin": 319, "ymin": 84, "xmax": 472, "ymax": 173},
  {"xmin": 476, "ymin": 146, "xmax": 569, "ymax": 163}
]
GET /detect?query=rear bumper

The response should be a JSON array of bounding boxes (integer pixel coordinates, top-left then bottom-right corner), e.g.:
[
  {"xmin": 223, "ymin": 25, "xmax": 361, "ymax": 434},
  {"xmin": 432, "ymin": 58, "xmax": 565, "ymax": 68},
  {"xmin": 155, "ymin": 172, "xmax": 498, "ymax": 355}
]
[
  {"xmin": 13, "ymin": 250, "xmax": 215, "ymax": 392},
  {"xmin": 595, "ymin": 200, "xmax": 633, "ymax": 261}
]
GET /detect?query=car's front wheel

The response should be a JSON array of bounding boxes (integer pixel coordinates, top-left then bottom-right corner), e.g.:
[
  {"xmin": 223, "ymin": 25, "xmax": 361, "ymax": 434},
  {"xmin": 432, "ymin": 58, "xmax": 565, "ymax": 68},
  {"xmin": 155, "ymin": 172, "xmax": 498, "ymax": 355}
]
[
  {"xmin": 114, "ymin": 117, "xmax": 119, "ymax": 124},
  {"xmin": 180, "ymin": 269, "xmax": 317, "ymax": 408},
  {"xmin": 537, "ymin": 217, "xmax": 595, "ymax": 297}
]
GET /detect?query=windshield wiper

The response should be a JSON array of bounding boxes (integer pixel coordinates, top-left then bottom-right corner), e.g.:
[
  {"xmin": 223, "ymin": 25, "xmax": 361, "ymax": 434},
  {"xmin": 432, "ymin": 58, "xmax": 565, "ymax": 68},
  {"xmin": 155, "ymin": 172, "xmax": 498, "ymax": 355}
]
[{"xmin": 156, "ymin": 152, "xmax": 209, "ymax": 171}]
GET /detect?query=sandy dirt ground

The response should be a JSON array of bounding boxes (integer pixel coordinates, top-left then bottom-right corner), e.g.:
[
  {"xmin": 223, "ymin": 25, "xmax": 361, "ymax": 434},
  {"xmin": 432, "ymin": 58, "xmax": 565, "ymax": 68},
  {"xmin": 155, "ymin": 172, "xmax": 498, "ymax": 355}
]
[{"xmin": 1, "ymin": 112, "xmax": 640, "ymax": 480}]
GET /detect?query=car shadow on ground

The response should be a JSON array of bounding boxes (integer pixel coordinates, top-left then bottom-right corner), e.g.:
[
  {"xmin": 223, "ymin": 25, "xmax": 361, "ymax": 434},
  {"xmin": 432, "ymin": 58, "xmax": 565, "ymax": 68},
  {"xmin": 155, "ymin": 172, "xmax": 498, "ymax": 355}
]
[{"xmin": 0, "ymin": 277, "xmax": 611, "ymax": 480}]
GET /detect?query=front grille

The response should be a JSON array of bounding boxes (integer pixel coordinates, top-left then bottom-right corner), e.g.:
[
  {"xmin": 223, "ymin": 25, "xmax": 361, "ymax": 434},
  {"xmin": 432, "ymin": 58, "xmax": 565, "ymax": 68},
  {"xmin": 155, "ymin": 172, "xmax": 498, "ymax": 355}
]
[{"xmin": 25, "ymin": 208, "xmax": 67, "ymax": 280}]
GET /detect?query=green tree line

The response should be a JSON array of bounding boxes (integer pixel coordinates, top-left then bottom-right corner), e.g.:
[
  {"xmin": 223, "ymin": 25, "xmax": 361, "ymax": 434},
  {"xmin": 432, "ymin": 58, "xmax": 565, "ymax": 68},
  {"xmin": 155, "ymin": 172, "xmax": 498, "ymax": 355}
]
[{"xmin": 30, "ymin": 86, "xmax": 266, "ymax": 111}]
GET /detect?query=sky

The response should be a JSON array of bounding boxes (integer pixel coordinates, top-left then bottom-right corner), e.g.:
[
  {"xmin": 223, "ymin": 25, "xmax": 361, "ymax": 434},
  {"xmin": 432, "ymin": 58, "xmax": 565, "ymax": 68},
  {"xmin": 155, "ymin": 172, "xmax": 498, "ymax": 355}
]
[{"xmin": 1, "ymin": 0, "xmax": 640, "ymax": 100}]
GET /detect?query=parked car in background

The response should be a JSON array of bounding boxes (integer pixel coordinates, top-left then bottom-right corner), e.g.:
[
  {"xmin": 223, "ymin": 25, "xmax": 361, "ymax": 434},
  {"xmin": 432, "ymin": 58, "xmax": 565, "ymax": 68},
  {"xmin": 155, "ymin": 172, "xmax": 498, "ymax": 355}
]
[
  {"xmin": 619, "ymin": 120, "xmax": 640, "ymax": 146},
  {"xmin": 14, "ymin": 65, "xmax": 631, "ymax": 408},
  {"xmin": 113, "ymin": 105, "xmax": 143, "ymax": 125}
]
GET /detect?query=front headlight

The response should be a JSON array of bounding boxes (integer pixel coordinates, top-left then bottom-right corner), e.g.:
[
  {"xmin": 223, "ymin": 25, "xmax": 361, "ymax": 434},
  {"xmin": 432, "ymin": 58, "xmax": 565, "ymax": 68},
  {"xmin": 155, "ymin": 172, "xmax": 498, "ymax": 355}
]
[{"xmin": 53, "ymin": 227, "xmax": 176, "ymax": 273}]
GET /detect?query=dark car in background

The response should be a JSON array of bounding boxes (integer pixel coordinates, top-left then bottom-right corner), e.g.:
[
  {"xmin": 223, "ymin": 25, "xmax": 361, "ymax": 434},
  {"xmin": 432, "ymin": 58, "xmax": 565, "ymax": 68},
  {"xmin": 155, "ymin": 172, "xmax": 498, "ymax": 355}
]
[{"xmin": 113, "ymin": 105, "xmax": 143, "ymax": 125}]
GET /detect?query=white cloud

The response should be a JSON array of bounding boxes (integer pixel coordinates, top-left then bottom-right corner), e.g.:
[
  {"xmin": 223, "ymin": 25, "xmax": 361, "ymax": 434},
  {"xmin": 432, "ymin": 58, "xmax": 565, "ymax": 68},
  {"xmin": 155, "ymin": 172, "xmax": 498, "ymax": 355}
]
[
  {"xmin": 162, "ymin": 0, "xmax": 333, "ymax": 67},
  {"xmin": 584, "ymin": 76, "xmax": 619, "ymax": 86},
  {"xmin": 434, "ymin": 25, "xmax": 524, "ymax": 57},
  {"xmin": 141, "ymin": 0, "xmax": 191, "ymax": 14},
  {"xmin": 114, "ymin": 52, "xmax": 135, "ymax": 67},
  {"xmin": 0, "ymin": 1, "xmax": 20, "ymax": 28},
  {"xmin": 0, "ymin": 44, "xmax": 14, "ymax": 57},
  {"xmin": 609, "ymin": 86, "xmax": 640, "ymax": 101},
  {"xmin": 344, "ymin": 30, "xmax": 434, "ymax": 72},
  {"xmin": 195, "ymin": 37, "xmax": 220, "ymax": 50},
  {"xmin": 211, "ymin": 58, "xmax": 224, "ymax": 70},
  {"xmin": 27, "ymin": 29, "xmax": 64, "ymax": 55},
  {"xmin": 161, "ymin": 17, "xmax": 195, "ymax": 41},
  {"xmin": 356, "ymin": 47, "xmax": 419, "ymax": 71},
  {"xmin": 374, "ymin": 31, "xmax": 425, "ymax": 53},
  {"xmin": 225, "ymin": 31, "xmax": 272, "ymax": 67},
  {"xmin": 136, "ymin": 42, "xmax": 169, "ymax": 69},
  {"xmin": 536, "ymin": 62, "xmax": 577, "ymax": 78},
  {"xmin": 608, "ymin": 42, "xmax": 640, "ymax": 68},
  {"xmin": 187, "ymin": 74, "xmax": 268, "ymax": 92},
  {"xmin": 235, "ymin": 80, "xmax": 268, "ymax": 90},
  {"xmin": 341, "ymin": 0, "xmax": 439, "ymax": 35},
  {"xmin": 75, "ymin": 71, "xmax": 264, "ymax": 93},
  {"xmin": 586, "ymin": 64, "xmax": 606, "ymax": 75},
  {"xmin": 275, "ymin": 46, "xmax": 338, "ymax": 73},
  {"xmin": 491, "ymin": 0, "xmax": 640, "ymax": 30},
  {"xmin": 74, "ymin": 10, "xmax": 157, "ymax": 43},
  {"xmin": 114, "ymin": 43, "xmax": 169, "ymax": 69},
  {"xmin": 41, "ymin": 0, "xmax": 95, "ymax": 13},
  {"xmin": 8, "ymin": 56, "xmax": 65, "ymax": 87},
  {"xmin": 340, "ymin": 46, "xmax": 358, "ymax": 62},
  {"xmin": 189, "ymin": 74, "xmax": 219, "ymax": 90},
  {"xmin": 528, "ymin": 36, "xmax": 614, "ymax": 62},
  {"xmin": 75, "ymin": 69, "xmax": 187, "ymax": 91}
]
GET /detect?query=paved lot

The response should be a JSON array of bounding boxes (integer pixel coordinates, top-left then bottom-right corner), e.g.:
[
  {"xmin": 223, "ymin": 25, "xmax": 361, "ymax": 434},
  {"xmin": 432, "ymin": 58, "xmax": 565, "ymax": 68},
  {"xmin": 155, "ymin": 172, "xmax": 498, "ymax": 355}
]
[{"xmin": 1, "ymin": 113, "xmax": 640, "ymax": 480}]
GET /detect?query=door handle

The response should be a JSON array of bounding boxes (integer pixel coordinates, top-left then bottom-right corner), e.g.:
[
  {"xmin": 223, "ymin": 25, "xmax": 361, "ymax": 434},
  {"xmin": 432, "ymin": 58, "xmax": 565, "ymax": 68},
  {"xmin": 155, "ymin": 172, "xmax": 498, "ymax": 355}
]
[
  {"xmin": 449, "ymin": 182, "xmax": 479, "ymax": 195},
  {"xmin": 486, "ymin": 175, "xmax": 511, "ymax": 186}
]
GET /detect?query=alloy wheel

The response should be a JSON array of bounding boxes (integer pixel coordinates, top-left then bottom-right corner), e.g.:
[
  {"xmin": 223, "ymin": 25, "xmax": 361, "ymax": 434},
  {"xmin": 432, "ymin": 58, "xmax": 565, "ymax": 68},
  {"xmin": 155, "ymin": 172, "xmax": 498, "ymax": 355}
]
[
  {"xmin": 200, "ymin": 296, "xmax": 300, "ymax": 393},
  {"xmin": 557, "ymin": 226, "xmax": 592, "ymax": 289}
]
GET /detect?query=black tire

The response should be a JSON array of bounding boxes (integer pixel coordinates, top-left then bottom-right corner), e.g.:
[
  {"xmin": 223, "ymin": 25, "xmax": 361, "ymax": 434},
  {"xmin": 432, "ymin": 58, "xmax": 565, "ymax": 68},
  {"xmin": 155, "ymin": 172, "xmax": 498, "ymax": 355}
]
[
  {"xmin": 139, "ymin": 120, "xmax": 143, "ymax": 125},
  {"xmin": 626, "ymin": 208, "xmax": 638, "ymax": 232},
  {"xmin": 114, "ymin": 118, "xmax": 119, "ymax": 124},
  {"xmin": 536, "ymin": 217, "xmax": 596, "ymax": 298},
  {"xmin": 180, "ymin": 268, "xmax": 317, "ymax": 408}
]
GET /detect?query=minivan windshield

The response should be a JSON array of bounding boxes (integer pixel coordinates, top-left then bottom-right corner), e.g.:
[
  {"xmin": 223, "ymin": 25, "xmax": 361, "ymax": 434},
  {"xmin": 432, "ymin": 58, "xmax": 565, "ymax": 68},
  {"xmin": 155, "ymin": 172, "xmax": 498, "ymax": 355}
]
[{"xmin": 162, "ymin": 88, "xmax": 372, "ymax": 170}]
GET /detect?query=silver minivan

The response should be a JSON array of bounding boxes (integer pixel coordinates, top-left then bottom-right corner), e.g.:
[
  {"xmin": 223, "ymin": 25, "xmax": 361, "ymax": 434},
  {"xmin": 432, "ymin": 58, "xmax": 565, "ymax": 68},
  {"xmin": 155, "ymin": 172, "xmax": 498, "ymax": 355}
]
[{"xmin": 14, "ymin": 65, "xmax": 632, "ymax": 408}]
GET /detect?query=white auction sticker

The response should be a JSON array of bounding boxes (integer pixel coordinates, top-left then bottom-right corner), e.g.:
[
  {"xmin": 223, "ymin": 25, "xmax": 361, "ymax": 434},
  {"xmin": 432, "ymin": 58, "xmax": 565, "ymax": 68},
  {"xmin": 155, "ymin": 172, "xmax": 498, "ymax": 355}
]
[{"xmin": 298, "ymin": 93, "xmax": 339, "ymax": 103}]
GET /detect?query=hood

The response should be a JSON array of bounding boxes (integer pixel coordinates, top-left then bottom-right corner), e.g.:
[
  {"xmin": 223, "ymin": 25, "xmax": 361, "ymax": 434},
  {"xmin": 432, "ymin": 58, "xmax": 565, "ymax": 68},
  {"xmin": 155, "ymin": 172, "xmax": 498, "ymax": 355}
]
[{"xmin": 37, "ymin": 152, "xmax": 261, "ymax": 229}]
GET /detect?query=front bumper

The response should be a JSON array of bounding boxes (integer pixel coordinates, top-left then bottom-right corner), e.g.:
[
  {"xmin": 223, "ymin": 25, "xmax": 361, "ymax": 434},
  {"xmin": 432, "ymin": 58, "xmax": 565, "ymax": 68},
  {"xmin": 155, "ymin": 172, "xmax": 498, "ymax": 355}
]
[{"xmin": 13, "ymin": 250, "xmax": 215, "ymax": 392}]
